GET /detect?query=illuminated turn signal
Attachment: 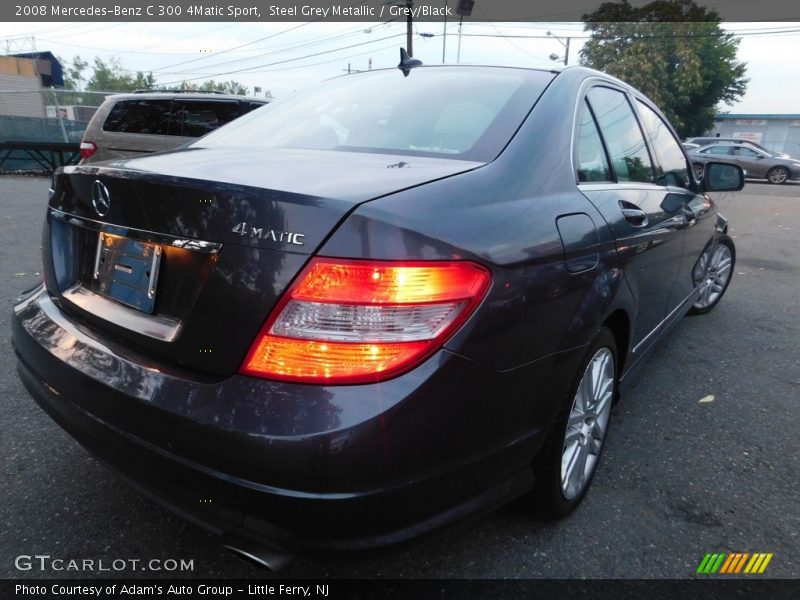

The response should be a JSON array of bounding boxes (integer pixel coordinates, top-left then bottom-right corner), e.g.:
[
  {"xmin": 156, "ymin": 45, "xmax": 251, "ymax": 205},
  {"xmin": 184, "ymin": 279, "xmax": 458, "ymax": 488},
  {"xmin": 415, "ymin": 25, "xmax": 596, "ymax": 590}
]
[{"xmin": 241, "ymin": 258, "xmax": 491, "ymax": 384}]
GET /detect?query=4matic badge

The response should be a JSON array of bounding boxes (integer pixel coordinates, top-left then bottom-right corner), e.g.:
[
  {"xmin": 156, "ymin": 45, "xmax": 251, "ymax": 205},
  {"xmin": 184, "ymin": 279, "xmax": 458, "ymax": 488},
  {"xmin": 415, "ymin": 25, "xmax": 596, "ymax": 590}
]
[{"xmin": 231, "ymin": 222, "xmax": 305, "ymax": 246}]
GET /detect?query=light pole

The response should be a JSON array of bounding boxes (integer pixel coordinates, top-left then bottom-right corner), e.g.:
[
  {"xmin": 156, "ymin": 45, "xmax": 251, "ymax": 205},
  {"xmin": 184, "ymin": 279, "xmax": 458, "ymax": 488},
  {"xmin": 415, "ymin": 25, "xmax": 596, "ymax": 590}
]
[
  {"xmin": 546, "ymin": 30, "xmax": 571, "ymax": 66},
  {"xmin": 442, "ymin": 1, "xmax": 447, "ymax": 63}
]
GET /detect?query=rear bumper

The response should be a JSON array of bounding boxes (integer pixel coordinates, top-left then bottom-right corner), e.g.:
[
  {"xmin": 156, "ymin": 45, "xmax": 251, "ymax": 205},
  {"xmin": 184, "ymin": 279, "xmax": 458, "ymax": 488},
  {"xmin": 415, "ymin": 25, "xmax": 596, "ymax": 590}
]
[{"xmin": 12, "ymin": 287, "xmax": 580, "ymax": 550}]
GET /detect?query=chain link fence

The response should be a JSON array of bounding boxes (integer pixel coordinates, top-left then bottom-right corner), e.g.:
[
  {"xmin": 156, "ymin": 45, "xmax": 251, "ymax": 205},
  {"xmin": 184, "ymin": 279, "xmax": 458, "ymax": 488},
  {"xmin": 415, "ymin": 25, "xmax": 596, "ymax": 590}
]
[{"xmin": 0, "ymin": 89, "xmax": 112, "ymax": 172}]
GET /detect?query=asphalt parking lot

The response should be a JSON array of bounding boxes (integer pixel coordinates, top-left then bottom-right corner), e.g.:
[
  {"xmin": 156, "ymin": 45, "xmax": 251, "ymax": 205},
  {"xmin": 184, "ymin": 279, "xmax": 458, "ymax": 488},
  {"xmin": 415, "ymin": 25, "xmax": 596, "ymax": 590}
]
[{"xmin": 1, "ymin": 175, "xmax": 798, "ymax": 580}]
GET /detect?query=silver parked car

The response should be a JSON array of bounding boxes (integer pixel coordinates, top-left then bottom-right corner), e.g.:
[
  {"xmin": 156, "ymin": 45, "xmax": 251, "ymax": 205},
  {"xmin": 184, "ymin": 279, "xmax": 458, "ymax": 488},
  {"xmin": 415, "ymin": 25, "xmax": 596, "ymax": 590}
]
[
  {"xmin": 684, "ymin": 137, "xmax": 789, "ymax": 157},
  {"xmin": 688, "ymin": 143, "xmax": 800, "ymax": 184},
  {"xmin": 79, "ymin": 91, "xmax": 269, "ymax": 164}
]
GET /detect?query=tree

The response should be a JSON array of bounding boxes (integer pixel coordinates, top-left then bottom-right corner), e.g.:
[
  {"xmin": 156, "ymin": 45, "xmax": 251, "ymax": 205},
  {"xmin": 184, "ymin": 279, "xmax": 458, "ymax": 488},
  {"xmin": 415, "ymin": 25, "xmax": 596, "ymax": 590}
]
[
  {"xmin": 175, "ymin": 79, "xmax": 250, "ymax": 95},
  {"xmin": 61, "ymin": 55, "xmax": 88, "ymax": 90},
  {"xmin": 84, "ymin": 57, "xmax": 156, "ymax": 93},
  {"xmin": 133, "ymin": 71, "xmax": 157, "ymax": 90},
  {"xmin": 580, "ymin": 0, "xmax": 748, "ymax": 137}
]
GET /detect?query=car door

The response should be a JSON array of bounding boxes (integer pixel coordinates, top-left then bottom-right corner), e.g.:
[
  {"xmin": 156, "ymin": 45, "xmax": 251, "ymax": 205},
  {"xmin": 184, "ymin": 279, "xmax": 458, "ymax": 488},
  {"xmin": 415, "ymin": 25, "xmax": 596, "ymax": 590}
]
[
  {"xmin": 575, "ymin": 86, "xmax": 685, "ymax": 353},
  {"xmin": 633, "ymin": 99, "xmax": 717, "ymax": 311},
  {"xmin": 732, "ymin": 145, "xmax": 769, "ymax": 177}
]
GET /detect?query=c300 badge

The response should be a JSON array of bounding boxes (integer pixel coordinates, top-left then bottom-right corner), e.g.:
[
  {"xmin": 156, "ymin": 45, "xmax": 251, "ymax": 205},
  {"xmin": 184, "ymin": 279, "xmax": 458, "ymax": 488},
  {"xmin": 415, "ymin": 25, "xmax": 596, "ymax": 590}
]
[{"xmin": 231, "ymin": 222, "xmax": 305, "ymax": 246}]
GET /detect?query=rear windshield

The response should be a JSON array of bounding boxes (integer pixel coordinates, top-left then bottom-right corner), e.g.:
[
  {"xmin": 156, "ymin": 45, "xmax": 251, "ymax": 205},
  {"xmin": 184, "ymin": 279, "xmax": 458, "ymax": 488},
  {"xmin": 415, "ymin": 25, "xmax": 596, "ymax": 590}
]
[{"xmin": 193, "ymin": 67, "xmax": 555, "ymax": 162}]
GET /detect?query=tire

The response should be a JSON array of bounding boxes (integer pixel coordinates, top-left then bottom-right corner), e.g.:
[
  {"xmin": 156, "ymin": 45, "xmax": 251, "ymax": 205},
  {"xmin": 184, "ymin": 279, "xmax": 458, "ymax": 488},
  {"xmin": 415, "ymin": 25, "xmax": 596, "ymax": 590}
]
[
  {"xmin": 767, "ymin": 166, "xmax": 789, "ymax": 184},
  {"xmin": 524, "ymin": 327, "xmax": 618, "ymax": 519},
  {"xmin": 687, "ymin": 235, "xmax": 735, "ymax": 315}
]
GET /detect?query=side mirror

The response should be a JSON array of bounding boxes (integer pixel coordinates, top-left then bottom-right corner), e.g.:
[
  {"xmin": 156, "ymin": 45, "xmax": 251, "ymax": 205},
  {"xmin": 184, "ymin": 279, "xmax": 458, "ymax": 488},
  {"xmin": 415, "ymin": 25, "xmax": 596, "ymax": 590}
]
[{"xmin": 703, "ymin": 161, "xmax": 745, "ymax": 192}]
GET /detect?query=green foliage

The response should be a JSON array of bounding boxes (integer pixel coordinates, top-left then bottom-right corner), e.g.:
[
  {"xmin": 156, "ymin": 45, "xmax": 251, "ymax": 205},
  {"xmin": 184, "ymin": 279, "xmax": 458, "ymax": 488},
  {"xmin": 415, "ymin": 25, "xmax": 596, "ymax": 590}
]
[
  {"xmin": 133, "ymin": 71, "xmax": 157, "ymax": 90},
  {"xmin": 60, "ymin": 55, "xmax": 88, "ymax": 91},
  {"xmin": 176, "ymin": 79, "xmax": 250, "ymax": 95},
  {"xmin": 580, "ymin": 0, "xmax": 748, "ymax": 137},
  {"xmin": 86, "ymin": 57, "xmax": 156, "ymax": 92},
  {"xmin": 56, "ymin": 55, "xmax": 250, "ymax": 97}
]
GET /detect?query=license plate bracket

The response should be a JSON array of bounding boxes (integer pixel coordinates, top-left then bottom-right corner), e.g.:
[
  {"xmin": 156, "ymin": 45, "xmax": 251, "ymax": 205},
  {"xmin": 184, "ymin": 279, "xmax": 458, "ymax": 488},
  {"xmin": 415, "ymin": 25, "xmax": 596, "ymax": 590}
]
[{"xmin": 93, "ymin": 232, "xmax": 162, "ymax": 313}]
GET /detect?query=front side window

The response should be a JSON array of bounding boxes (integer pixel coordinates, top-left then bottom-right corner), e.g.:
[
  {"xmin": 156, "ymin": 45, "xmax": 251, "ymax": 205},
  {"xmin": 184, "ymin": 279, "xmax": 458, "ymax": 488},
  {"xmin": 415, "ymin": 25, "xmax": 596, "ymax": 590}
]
[
  {"xmin": 635, "ymin": 100, "xmax": 691, "ymax": 188},
  {"xmin": 701, "ymin": 145, "xmax": 732, "ymax": 155},
  {"xmin": 587, "ymin": 87, "xmax": 654, "ymax": 183},
  {"xmin": 733, "ymin": 146, "xmax": 760, "ymax": 157}
]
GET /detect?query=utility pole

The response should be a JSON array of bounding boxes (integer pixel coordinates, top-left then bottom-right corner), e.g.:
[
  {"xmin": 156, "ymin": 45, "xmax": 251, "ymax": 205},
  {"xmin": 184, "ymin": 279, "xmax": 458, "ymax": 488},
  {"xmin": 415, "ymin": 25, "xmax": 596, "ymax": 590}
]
[
  {"xmin": 547, "ymin": 30, "xmax": 571, "ymax": 66},
  {"xmin": 2, "ymin": 36, "xmax": 37, "ymax": 54},
  {"xmin": 455, "ymin": 1, "xmax": 474, "ymax": 64},
  {"xmin": 406, "ymin": 0, "xmax": 413, "ymax": 56}
]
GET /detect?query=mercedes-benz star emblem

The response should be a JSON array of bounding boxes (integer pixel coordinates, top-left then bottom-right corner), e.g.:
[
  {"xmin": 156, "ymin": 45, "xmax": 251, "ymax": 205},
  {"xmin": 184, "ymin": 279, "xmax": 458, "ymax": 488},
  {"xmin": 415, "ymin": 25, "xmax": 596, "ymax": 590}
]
[{"xmin": 91, "ymin": 180, "xmax": 111, "ymax": 217}]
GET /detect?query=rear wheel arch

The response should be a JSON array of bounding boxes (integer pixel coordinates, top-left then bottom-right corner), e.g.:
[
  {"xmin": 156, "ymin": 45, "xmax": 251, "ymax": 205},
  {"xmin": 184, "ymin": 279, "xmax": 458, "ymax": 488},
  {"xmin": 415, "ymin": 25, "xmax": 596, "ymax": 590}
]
[
  {"xmin": 602, "ymin": 309, "xmax": 630, "ymax": 379},
  {"xmin": 523, "ymin": 325, "xmax": 619, "ymax": 518}
]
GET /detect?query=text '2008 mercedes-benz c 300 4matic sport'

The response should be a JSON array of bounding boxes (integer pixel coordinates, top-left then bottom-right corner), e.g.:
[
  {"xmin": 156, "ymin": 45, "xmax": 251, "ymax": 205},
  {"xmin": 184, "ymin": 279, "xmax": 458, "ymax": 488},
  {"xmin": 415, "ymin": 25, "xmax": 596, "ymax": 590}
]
[{"xmin": 12, "ymin": 61, "xmax": 743, "ymax": 569}]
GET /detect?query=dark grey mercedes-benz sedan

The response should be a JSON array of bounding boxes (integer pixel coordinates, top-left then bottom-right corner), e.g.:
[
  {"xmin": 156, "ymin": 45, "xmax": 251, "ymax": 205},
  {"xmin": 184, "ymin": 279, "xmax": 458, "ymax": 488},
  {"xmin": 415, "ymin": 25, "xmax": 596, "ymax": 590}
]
[{"xmin": 12, "ymin": 63, "xmax": 743, "ymax": 568}]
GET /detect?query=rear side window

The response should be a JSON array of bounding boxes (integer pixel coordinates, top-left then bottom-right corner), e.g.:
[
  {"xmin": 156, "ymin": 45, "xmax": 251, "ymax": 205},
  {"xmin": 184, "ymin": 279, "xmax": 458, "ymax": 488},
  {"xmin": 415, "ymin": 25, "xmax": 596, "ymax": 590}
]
[
  {"xmin": 103, "ymin": 99, "xmax": 172, "ymax": 135},
  {"xmin": 587, "ymin": 87, "xmax": 654, "ymax": 184},
  {"xmin": 103, "ymin": 99, "xmax": 242, "ymax": 137},
  {"xmin": 576, "ymin": 100, "xmax": 611, "ymax": 182},
  {"xmin": 635, "ymin": 100, "xmax": 691, "ymax": 188},
  {"xmin": 173, "ymin": 101, "xmax": 241, "ymax": 137}
]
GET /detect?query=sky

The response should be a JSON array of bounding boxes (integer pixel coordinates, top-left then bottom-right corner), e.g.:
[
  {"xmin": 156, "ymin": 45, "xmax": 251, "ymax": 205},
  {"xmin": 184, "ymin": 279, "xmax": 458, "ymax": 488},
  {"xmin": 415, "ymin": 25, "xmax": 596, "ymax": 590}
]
[{"xmin": 1, "ymin": 20, "xmax": 798, "ymax": 114}]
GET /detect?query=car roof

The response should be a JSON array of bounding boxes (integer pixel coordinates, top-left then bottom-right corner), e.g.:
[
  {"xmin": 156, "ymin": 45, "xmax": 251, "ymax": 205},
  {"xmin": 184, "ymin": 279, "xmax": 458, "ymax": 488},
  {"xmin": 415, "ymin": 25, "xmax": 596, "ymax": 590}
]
[
  {"xmin": 104, "ymin": 91, "xmax": 263, "ymax": 102},
  {"xmin": 688, "ymin": 137, "xmax": 765, "ymax": 146},
  {"xmin": 338, "ymin": 64, "xmax": 642, "ymax": 98},
  {"xmin": 694, "ymin": 142, "xmax": 766, "ymax": 152}
]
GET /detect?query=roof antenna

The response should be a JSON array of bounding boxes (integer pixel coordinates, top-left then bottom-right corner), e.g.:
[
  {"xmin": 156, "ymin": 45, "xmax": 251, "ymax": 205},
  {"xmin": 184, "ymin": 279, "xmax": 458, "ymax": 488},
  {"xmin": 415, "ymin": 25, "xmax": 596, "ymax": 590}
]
[{"xmin": 398, "ymin": 48, "xmax": 422, "ymax": 77}]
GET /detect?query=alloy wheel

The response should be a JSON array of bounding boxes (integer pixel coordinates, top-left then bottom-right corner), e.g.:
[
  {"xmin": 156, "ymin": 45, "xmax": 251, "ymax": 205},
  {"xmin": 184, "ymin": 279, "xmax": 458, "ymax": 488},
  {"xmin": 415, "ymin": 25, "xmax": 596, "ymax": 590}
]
[
  {"xmin": 693, "ymin": 243, "xmax": 733, "ymax": 310},
  {"xmin": 560, "ymin": 347, "xmax": 615, "ymax": 500},
  {"xmin": 768, "ymin": 167, "xmax": 788, "ymax": 184}
]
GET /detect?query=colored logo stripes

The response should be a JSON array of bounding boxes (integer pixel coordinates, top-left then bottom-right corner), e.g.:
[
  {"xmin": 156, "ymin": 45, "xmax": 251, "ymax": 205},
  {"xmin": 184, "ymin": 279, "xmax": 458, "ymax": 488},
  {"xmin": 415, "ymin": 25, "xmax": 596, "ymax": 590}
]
[{"xmin": 696, "ymin": 552, "xmax": 773, "ymax": 574}]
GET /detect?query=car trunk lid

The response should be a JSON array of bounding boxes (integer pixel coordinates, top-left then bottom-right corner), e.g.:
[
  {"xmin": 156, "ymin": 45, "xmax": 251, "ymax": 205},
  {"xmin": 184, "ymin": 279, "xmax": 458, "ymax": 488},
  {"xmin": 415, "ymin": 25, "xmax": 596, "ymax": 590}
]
[{"xmin": 44, "ymin": 147, "xmax": 483, "ymax": 377}]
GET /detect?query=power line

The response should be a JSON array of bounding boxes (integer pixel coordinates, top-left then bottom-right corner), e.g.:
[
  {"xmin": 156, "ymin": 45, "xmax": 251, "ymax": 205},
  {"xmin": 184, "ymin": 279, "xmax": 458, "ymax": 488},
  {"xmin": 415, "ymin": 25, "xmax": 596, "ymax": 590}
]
[
  {"xmin": 150, "ymin": 0, "xmax": 371, "ymax": 73},
  {"xmin": 452, "ymin": 27, "xmax": 800, "ymax": 41},
  {"xmin": 157, "ymin": 21, "xmax": 393, "ymax": 77},
  {"xmin": 137, "ymin": 23, "xmax": 240, "ymax": 51},
  {"xmin": 148, "ymin": 22, "xmax": 320, "ymax": 73},
  {"xmin": 157, "ymin": 33, "xmax": 407, "ymax": 86}
]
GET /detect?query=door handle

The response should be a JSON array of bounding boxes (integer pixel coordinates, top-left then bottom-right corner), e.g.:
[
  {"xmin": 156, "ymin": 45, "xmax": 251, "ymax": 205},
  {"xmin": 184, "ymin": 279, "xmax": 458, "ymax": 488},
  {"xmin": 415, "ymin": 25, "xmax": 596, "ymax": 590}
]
[{"xmin": 618, "ymin": 200, "xmax": 649, "ymax": 227}]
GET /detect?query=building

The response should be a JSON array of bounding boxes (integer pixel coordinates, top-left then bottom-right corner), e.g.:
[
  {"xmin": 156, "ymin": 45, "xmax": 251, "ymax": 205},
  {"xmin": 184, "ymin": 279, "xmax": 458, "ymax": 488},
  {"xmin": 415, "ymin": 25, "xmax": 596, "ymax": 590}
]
[
  {"xmin": 0, "ymin": 54, "xmax": 48, "ymax": 118},
  {"xmin": 711, "ymin": 114, "xmax": 800, "ymax": 157},
  {"xmin": 8, "ymin": 51, "xmax": 64, "ymax": 88}
]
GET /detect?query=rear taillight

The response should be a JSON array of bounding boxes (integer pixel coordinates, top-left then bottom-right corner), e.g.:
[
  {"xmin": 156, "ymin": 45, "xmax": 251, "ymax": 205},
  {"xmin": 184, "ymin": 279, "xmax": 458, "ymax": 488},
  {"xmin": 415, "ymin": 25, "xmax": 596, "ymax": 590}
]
[
  {"xmin": 80, "ymin": 141, "xmax": 97, "ymax": 160},
  {"xmin": 241, "ymin": 258, "xmax": 491, "ymax": 384}
]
